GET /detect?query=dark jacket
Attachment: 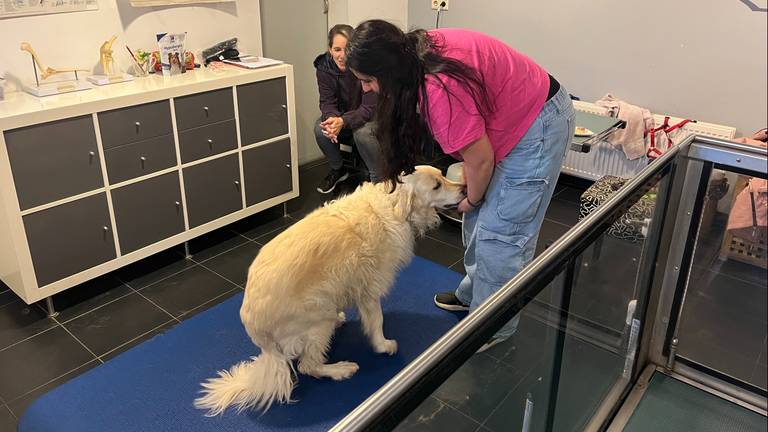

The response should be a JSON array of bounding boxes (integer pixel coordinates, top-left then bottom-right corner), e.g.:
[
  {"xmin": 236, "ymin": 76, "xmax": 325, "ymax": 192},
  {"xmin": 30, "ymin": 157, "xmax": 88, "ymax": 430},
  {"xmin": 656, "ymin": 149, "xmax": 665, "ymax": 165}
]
[{"xmin": 313, "ymin": 52, "xmax": 377, "ymax": 130}]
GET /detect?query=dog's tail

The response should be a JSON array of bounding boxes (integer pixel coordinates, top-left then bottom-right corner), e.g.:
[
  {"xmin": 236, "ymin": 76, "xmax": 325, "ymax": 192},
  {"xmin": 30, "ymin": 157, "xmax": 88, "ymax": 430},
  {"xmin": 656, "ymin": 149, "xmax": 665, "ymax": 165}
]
[{"xmin": 194, "ymin": 350, "xmax": 294, "ymax": 416}]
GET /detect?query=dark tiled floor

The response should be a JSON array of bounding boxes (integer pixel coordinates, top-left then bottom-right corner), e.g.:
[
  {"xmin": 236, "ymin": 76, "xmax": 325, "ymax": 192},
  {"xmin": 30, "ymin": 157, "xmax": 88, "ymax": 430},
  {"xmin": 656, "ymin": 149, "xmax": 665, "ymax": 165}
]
[{"xmin": 4, "ymin": 161, "xmax": 762, "ymax": 431}]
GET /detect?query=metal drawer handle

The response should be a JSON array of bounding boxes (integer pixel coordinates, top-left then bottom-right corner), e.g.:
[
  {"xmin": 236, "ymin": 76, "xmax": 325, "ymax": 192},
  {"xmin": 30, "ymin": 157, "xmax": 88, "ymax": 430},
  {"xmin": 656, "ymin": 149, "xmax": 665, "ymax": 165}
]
[
  {"xmin": 89, "ymin": 151, "xmax": 96, "ymax": 156},
  {"xmin": 134, "ymin": 121, "xmax": 141, "ymax": 134},
  {"xmin": 175, "ymin": 201, "xmax": 181, "ymax": 207},
  {"xmin": 203, "ymin": 106, "xmax": 209, "ymax": 116},
  {"xmin": 280, "ymin": 104, "xmax": 287, "ymax": 110},
  {"xmin": 285, "ymin": 163, "xmax": 290, "ymax": 168},
  {"xmin": 103, "ymin": 226, "xmax": 110, "ymax": 232},
  {"xmin": 234, "ymin": 180, "xmax": 241, "ymax": 190},
  {"xmin": 207, "ymin": 139, "xmax": 214, "ymax": 148},
  {"xmin": 140, "ymin": 156, "xmax": 147, "ymax": 161}
]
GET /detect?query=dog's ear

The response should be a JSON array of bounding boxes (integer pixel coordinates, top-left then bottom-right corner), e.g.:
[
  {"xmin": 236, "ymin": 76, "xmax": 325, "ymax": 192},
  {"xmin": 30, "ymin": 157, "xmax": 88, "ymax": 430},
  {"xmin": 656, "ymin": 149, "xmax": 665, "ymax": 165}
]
[{"xmin": 394, "ymin": 187, "xmax": 414, "ymax": 220}]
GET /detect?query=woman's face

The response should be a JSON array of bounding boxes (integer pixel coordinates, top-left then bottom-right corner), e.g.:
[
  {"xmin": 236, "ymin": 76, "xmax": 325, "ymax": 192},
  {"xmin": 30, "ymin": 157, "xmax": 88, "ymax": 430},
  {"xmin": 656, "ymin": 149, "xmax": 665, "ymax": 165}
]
[
  {"xmin": 329, "ymin": 34, "xmax": 348, "ymax": 71},
  {"xmin": 351, "ymin": 69, "xmax": 380, "ymax": 94}
]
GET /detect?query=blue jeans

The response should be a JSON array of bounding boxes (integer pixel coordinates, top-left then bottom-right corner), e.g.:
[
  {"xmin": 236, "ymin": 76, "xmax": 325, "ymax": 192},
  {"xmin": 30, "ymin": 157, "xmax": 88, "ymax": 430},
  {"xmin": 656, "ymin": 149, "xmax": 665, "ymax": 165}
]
[
  {"xmin": 456, "ymin": 87, "xmax": 574, "ymax": 339},
  {"xmin": 314, "ymin": 118, "xmax": 381, "ymax": 182}
]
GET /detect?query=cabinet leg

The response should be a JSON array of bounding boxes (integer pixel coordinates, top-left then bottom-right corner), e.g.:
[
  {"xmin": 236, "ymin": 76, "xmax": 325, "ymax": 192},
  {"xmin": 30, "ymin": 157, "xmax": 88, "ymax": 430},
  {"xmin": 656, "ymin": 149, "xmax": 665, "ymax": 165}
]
[
  {"xmin": 45, "ymin": 296, "xmax": 59, "ymax": 318},
  {"xmin": 184, "ymin": 241, "xmax": 192, "ymax": 259}
]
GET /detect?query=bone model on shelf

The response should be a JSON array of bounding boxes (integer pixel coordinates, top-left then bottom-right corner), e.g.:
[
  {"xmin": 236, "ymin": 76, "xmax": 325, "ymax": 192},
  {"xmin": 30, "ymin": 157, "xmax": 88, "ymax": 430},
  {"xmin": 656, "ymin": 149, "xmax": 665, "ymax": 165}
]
[
  {"xmin": 20, "ymin": 42, "xmax": 88, "ymax": 81},
  {"xmin": 100, "ymin": 35, "xmax": 118, "ymax": 76}
]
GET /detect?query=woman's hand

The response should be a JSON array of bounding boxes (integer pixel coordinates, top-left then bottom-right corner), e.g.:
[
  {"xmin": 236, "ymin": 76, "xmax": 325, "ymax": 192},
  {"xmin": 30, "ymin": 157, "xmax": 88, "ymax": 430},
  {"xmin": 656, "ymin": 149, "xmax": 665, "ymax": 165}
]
[
  {"xmin": 457, "ymin": 197, "xmax": 475, "ymax": 213},
  {"xmin": 320, "ymin": 116, "xmax": 344, "ymax": 137}
]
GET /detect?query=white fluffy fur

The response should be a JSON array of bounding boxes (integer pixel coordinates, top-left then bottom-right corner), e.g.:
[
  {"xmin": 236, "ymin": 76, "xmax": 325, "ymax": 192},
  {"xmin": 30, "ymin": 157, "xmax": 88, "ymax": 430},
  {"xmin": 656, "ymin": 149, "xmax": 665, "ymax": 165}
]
[{"xmin": 194, "ymin": 166, "xmax": 465, "ymax": 416}]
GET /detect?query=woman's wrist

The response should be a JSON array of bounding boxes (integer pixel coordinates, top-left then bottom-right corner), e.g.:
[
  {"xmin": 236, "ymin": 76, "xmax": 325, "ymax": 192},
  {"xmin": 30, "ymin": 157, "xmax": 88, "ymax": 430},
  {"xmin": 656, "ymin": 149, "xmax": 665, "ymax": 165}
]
[{"xmin": 466, "ymin": 196, "xmax": 484, "ymax": 208}]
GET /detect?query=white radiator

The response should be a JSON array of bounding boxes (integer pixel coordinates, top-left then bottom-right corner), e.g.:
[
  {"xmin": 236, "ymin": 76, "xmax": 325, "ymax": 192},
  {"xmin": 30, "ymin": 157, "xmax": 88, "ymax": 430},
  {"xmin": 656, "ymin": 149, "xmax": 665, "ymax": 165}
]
[{"xmin": 563, "ymin": 101, "xmax": 737, "ymax": 181}]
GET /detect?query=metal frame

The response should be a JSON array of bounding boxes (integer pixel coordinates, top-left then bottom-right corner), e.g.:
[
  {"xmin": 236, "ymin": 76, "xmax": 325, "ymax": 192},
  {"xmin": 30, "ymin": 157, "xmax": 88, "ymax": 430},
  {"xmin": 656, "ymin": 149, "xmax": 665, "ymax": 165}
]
[
  {"xmin": 605, "ymin": 365, "xmax": 656, "ymax": 432},
  {"xmin": 645, "ymin": 136, "xmax": 768, "ymax": 414},
  {"xmin": 330, "ymin": 146, "xmax": 681, "ymax": 432}
]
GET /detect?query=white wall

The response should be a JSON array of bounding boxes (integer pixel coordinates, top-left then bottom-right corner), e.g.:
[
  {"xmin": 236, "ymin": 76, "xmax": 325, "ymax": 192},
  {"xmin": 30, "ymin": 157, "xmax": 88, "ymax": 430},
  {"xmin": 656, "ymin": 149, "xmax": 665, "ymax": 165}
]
[
  {"xmin": 1, "ymin": 0, "xmax": 262, "ymax": 88},
  {"xmin": 408, "ymin": 1, "xmax": 767, "ymax": 136},
  {"xmin": 329, "ymin": 0, "xmax": 408, "ymax": 30}
]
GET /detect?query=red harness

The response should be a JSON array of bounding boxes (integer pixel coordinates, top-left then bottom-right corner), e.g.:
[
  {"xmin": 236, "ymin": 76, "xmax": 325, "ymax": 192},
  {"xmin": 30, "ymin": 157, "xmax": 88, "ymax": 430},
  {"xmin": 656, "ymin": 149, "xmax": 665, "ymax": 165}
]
[{"xmin": 647, "ymin": 116, "xmax": 695, "ymax": 159}]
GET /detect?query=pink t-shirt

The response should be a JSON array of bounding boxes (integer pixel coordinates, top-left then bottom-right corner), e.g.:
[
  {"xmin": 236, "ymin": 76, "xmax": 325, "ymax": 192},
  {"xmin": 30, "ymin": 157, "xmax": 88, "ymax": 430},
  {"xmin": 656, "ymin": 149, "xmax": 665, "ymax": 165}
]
[{"xmin": 423, "ymin": 29, "xmax": 550, "ymax": 162}]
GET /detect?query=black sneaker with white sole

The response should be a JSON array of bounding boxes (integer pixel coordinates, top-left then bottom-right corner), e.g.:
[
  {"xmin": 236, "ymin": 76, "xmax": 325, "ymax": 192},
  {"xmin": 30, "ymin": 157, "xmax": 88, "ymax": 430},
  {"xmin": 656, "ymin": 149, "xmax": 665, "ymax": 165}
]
[
  {"xmin": 434, "ymin": 292, "xmax": 470, "ymax": 312},
  {"xmin": 317, "ymin": 168, "xmax": 349, "ymax": 194}
]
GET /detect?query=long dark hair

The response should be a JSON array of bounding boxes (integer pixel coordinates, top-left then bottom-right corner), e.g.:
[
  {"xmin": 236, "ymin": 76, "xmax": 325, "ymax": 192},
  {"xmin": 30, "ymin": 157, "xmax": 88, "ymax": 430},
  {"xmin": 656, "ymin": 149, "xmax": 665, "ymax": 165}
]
[{"xmin": 346, "ymin": 20, "xmax": 494, "ymax": 184}]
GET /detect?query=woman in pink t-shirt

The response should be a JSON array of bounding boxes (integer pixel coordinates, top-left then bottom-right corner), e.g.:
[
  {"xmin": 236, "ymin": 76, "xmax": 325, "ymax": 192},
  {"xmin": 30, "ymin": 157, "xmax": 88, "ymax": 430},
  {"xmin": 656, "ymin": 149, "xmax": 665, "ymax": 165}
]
[{"xmin": 347, "ymin": 20, "xmax": 574, "ymax": 350}]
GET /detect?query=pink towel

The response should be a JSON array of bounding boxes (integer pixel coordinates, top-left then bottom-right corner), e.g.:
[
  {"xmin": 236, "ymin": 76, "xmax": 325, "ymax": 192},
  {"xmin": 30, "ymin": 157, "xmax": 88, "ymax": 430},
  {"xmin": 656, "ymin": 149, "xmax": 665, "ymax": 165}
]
[
  {"xmin": 727, "ymin": 177, "xmax": 768, "ymax": 243},
  {"xmin": 596, "ymin": 94, "xmax": 654, "ymax": 160}
]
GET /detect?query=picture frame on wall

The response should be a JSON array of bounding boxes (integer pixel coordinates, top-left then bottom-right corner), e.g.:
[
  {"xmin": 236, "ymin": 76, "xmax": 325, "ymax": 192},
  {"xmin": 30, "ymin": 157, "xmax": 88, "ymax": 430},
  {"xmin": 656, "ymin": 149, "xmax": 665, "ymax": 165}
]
[
  {"xmin": 0, "ymin": 0, "xmax": 98, "ymax": 19},
  {"xmin": 130, "ymin": 0, "xmax": 233, "ymax": 6}
]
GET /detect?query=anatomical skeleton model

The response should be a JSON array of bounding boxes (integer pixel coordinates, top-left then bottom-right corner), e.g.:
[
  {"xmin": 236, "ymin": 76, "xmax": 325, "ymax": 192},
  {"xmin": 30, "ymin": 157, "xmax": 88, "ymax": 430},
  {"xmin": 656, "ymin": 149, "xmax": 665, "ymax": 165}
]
[
  {"xmin": 20, "ymin": 42, "xmax": 88, "ymax": 86},
  {"xmin": 100, "ymin": 35, "xmax": 118, "ymax": 76}
]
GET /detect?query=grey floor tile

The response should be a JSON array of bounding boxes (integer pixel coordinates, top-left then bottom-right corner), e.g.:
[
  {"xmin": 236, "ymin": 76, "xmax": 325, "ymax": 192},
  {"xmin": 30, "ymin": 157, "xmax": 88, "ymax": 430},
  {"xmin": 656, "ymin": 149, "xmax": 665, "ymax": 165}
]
[
  {"xmin": 711, "ymin": 258, "xmax": 768, "ymax": 292},
  {"xmin": 0, "ymin": 289, "xmax": 18, "ymax": 309},
  {"xmin": 0, "ymin": 404, "xmax": 15, "ymax": 432},
  {"xmin": 427, "ymin": 220, "xmax": 463, "ymax": 249},
  {"xmin": 101, "ymin": 320, "xmax": 177, "ymax": 362},
  {"xmin": 544, "ymin": 198, "xmax": 581, "ymax": 227},
  {"xmin": 483, "ymin": 363, "xmax": 554, "ymax": 432},
  {"xmin": 49, "ymin": 274, "xmax": 133, "ymax": 323},
  {"xmin": 433, "ymin": 353, "xmax": 526, "ymax": 423},
  {"xmin": 396, "ymin": 396, "xmax": 481, "ymax": 432},
  {"xmin": 6, "ymin": 359, "xmax": 99, "ymax": 421},
  {"xmin": 138, "ymin": 265, "xmax": 238, "ymax": 318},
  {"xmin": 232, "ymin": 209, "xmax": 295, "ymax": 241},
  {"xmin": 0, "ymin": 326, "xmax": 94, "ymax": 402},
  {"xmin": 416, "ymin": 236, "xmax": 464, "ymax": 268},
  {"xmin": 184, "ymin": 227, "xmax": 249, "ymax": 262},
  {"xmin": 62, "ymin": 293, "xmax": 172, "ymax": 357},
  {"xmin": 115, "ymin": 248, "xmax": 195, "ymax": 290},
  {"xmin": 551, "ymin": 336, "xmax": 624, "ymax": 430},
  {"xmin": 200, "ymin": 241, "xmax": 263, "ymax": 287},
  {"xmin": 535, "ymin": 219, "xmax": 571, "ymax": 257},
  {"xmin": 553, "ymin": 185, "xmax": 585, "ymax": 204},
  {"xmin": 0, "ymin": 299, "xmax": 56, "ymax": 351}
]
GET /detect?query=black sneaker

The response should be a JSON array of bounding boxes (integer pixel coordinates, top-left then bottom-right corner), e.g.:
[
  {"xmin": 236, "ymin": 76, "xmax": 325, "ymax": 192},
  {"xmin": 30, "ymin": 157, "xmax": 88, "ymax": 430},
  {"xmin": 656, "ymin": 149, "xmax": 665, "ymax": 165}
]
[
  {"xmin": 317, "ymin": 168, "xmax": 349, "ymax": 194},
  {"xmin": 434, "ymin": 292, "xmax": 470, "ymax": 312}
]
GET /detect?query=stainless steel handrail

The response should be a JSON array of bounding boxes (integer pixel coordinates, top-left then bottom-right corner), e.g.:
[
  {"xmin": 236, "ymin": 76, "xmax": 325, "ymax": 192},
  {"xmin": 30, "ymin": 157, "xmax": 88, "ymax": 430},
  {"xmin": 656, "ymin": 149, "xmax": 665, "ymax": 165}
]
[{"xmin": 331, "ymin": 137, "xmax": 688, "ymax": 432}]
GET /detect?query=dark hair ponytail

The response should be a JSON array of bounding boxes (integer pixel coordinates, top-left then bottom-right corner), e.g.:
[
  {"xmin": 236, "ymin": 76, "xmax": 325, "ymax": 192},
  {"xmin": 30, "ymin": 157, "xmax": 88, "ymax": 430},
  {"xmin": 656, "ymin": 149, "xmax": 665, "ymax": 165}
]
[{"xmin": 346, "ymin": 20, "xmax": 494, "ymax": 185}]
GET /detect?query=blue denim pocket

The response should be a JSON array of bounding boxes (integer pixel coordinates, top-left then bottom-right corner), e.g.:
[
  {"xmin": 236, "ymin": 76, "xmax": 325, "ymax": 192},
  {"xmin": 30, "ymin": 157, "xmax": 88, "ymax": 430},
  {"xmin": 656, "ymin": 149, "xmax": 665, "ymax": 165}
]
[
  {"xmin": 476, "ymin": 228, "xmax": 533, "ymax": 285},
  {"xmin": 497, "ymin": 178, "xmax": 548, "ymax": 225}
]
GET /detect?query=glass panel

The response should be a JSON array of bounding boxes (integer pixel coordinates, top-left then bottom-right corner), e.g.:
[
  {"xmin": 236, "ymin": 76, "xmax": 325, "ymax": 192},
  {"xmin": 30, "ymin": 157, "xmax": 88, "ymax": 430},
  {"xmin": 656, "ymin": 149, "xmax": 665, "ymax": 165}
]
[
  {"xmin": 395, "ymin": 273, "xmax": 566, "ymax": 432},
  {"xmin": 549, "ymin": 180, "xmax": 662, "ymax": 431},
  {"xmin": 677, "ymin": 168, "xmax": 767, "ymax": 390}
]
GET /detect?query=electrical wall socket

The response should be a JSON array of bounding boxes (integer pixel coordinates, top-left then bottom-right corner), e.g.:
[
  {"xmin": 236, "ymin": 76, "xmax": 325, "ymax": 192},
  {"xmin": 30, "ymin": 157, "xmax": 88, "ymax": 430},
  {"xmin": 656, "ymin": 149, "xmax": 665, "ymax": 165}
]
[{"xmin": 431, "ymin": 0, "xmax": 449, "ymax": 10}]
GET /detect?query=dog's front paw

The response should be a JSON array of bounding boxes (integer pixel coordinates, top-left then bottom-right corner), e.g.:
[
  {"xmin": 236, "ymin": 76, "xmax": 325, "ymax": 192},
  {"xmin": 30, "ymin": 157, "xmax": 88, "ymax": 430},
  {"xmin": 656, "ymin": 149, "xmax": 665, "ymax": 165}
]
[{"xmin": 375, "ymin": 339, "xmax": 398, "ymax": 355}]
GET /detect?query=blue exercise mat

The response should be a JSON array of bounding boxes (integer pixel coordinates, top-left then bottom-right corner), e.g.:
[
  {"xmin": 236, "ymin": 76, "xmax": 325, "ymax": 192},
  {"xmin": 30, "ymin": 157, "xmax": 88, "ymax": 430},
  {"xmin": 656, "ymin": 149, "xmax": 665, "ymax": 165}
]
[{"xmin": 19, "ymin": 257, "xmax": 465, "ymax": 432}]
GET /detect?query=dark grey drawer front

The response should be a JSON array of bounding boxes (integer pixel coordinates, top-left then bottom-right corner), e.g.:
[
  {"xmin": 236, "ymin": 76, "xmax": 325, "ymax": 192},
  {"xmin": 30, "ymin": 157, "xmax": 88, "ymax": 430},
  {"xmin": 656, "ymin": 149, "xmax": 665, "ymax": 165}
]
[
  {"xmin": 5, "ymin": 115, "xmax": 104, "ymax": 210},
  {"xmin": 183, "ymin": 154, "xmax": 243, "ymax": 228},
  {"xmin": 178, "ymin": 119, "xmax": 238, "ymax": 164},
  {"xmin": 174, "ymin": 88, "xmax": 234, "ymax": 131},
  {"xmin": 243, "ymin": 139, "xmax": 293, "ymax": 206},
  {"xmin": 98, "ymin": 100, "xmax": 173, "ymax": 150},
  {"xmin": 237, "ymin": 78, "xmax": 288, "ymax": 145},
  {"xmin": 112, "ymin": 172, "xmax": 185, "ymax": 254},
  {"xmin": 23, "ymin": 193, "xmax": 116, "ymax": 287},
  {"xmin": 104, "ymin": 134, "xmax": 177, "ymax": 184}
]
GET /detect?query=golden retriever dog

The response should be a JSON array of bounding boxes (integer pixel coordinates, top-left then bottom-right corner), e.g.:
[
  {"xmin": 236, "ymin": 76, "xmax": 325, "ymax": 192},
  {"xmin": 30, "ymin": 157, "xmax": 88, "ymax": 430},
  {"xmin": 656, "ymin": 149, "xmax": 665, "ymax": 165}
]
[{"xmin": 194, "ymin": 165, "xmax": 465, "ymax": 416}]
